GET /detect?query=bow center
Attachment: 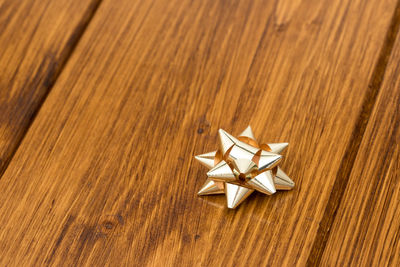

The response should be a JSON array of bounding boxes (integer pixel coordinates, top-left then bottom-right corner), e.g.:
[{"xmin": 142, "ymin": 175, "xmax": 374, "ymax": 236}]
[{"xmin": 238, "ymin": 172, "xmax": 247, "ymax": 181}]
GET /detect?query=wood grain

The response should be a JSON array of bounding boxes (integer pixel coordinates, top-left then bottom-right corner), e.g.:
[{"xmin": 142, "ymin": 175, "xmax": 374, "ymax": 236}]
[
  {"xmin": 307, "ymin": 2, "xmax": 400, "ymax": 264},
  {"xmin": 320, "ymin": 21, "xmax": 400, "ymax": 266},
  {"xmin": 0, "ymin": 0, "xmax": 101, "ymax": 174},
  {"xmin": 0, "ymin": 0, "xmax": 398, "ymax": 265}
]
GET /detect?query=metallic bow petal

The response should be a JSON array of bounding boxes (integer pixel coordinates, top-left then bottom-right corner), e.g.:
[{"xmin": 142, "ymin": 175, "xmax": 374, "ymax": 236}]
[
  {"xmin": 274, "ymin": 167, "xmax": 295, "ymax": 190},
  {"xmin": 225, "ymin": 183, "xmax": 254, "ymax": 209},
  {"xmin": 195, "ymin": 126, "xmax": 295, "ymax": 208},
  {"xmin": 194, "ymin": 151, "xmax": 217, "ymax": 169},
  {"xmin": 198, "ymin": 178, "xmax": 225, "ymax": 195},
  {"xmin": 207, "ymin": 160, "xmax": 236, "ymax": 182},
  {"xmin": 247, "ymin": 170, "xmax": 276, "ymax": 195}
]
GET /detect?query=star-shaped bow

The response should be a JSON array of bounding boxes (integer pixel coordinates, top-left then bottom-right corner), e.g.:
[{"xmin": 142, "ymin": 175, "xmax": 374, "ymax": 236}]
[{"xmin": 195, "ymin": 126, "xmax": 294, "ymax": 208}]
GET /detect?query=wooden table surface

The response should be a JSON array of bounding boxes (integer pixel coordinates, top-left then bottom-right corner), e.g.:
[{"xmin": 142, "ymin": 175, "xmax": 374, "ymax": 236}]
[{"xmin": 0, "ymin": 0, "xmax": 399, "ymax": 266}]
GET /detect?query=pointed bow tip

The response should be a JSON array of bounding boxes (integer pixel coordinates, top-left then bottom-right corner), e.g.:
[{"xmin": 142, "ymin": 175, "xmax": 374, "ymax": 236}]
[
  {"xmin": 268, "ymin": 142, "xmax": 289, "ymax": 154},
  {"xmin": 218, "ymin": 128, "xmax": 227, "ymax": 135},
  {"xmin": 276, "ymin": 154, "xmax": 283, "ymax": 162},
  {"xmin": 259, "ymin": 187, "xmax": 276, "ymax": 195},
  {"xmin": 280, "ymin": 142, "xmax": 289, "ymax": 149},
  {"xmin": 194, "ymin": 154, "xmax": 206, "ymax": 163},
  {"xmin": 242, "ymin": 125, "xmax": 253, "ymax": 133},
  {"xmin": 218, "ymin": 128, "xmax": 236, "ymax": 139},
  {"xmin": 197, "ymin": 189, "xmax": 207, "ymax": 196},
  {"xmin": 266, "ymin": 179, "xmax": 277, "ymax": 195},
  {"xmin": 218, "ymin": 128, "xmax": 238, "ymax": 154},
  {"xmin": 227, "ymin": 200, "xmax": 241, "ymax": 209},
  {"xmin": 194, "ymin": 154, "xmax": 216, "ymax": 169},
  {"xmin": 273, "ymin": 154, "xmax": 283, "ymax": 163},
  {"xmin": 238, "ymin": 125, "xmax": 256, "ymax": 140}
]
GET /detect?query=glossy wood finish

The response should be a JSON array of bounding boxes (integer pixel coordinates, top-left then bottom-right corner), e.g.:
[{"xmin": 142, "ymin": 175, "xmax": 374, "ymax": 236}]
[
  {"xmin": 0, "ymin": 0, "xmax": 399, "ymax": 265},
  {"xmin": 0, "ymin": 0, "xmax": 101, "ymax": 174},
  {"xmin": 320, "ymin": 23, "xmax": 400, "ymax": 266}
]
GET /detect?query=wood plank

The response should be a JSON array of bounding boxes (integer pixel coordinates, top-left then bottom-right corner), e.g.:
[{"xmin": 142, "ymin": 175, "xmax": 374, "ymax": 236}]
[
  {"xmin": 0, "ymin": 0, "xmax": 101, "ymax": 174},
  {"xmin": 320, "ymin": 22, "xmax": 400, "ymax": 266},
  {"xmin": 0, "ymin": 0, "xmax": 397, "ymax": 265}
]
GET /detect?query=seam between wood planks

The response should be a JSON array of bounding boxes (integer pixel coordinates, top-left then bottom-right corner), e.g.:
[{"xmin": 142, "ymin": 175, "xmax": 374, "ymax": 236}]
[
  {"xmin": 306, "ymin": 1, "xmax": 400, "ymax": 265},
  {"xmin": 1, "ymin": 0, "xmax": 399, "ymax": 263},
  {"xmin": 0, "ymin": 0, "xmax": 104, "ymax": 178}
]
